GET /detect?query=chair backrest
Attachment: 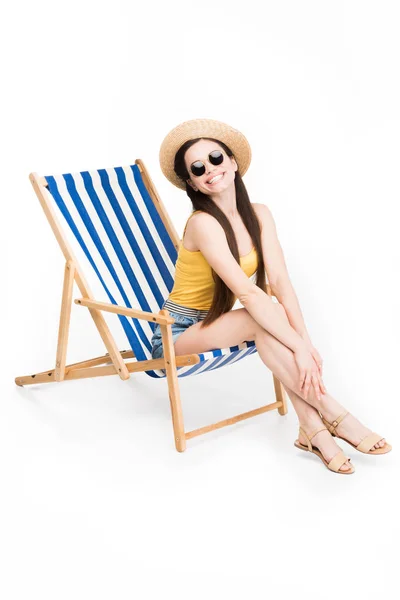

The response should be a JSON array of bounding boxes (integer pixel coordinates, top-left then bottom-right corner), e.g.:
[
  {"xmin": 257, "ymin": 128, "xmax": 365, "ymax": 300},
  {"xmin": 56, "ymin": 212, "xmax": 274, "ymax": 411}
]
[{"xmin": 43, "ymin": 162, "xmax": 178, "ymax": 365}]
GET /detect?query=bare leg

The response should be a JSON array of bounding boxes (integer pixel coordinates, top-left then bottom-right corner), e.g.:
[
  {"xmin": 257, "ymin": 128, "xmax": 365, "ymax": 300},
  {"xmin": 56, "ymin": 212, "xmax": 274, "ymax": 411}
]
[
  {"xmin": 250, "ymin": 326, "xmax": 352, "ymax": 470},
  {"xmin": 283, "ymin": 384, "xmax": 353, "ymax": 471},
  {"xmin": 318, "ymin": 395, "xmax": 387, "ymax": 450},
  {"xmin": 174, "ymin": 302, "xmax": 386, "ymax": 454},
  {"xmin": 288, "ymin": 377, "xmax": 386, "ymax": 451},
  {"xmin": 253, "ymin": 311, "xmax": 386, "ymax": 452}
]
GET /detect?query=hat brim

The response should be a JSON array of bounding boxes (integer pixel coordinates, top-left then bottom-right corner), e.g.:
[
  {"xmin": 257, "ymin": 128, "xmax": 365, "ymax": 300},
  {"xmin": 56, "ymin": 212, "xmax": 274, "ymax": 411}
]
[{"xmin": 159, "ymin": 118, "xmax": 252, "ymax": 190}]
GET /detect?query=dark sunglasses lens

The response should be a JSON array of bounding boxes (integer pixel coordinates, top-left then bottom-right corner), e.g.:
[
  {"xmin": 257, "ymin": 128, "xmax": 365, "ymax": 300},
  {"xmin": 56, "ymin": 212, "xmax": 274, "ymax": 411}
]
[
  {"xmin": 209, "ymin": 150, "xmax": 224, "ymax": 165},
  {"xmin": 191, "ymin": 161, "xmax": 206, "ymax": 176}
]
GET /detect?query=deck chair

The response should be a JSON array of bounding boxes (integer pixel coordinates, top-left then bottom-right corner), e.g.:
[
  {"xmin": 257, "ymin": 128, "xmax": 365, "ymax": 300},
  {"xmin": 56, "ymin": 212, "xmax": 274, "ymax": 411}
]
[{"xmin": 15, "ymin": 160, "xmax": 287, "ymax": 451}]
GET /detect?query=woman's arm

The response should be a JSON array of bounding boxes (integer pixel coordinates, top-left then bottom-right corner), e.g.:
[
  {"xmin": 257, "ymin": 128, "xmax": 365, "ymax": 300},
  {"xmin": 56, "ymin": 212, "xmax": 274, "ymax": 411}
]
[
  {"xmin": 238, "ymin": 286, "xmax": 306, "ymax": 352},
  {"xmin": 255, "ymin": 203, "xmax": 310, "ymax": 341},
  {"xmin": 272, "ymin": 279, "xmax": 311, "ymax": 342},
  {"xmin": 190, "ymin": 212, "xmax": 307, "ymax": 353}
]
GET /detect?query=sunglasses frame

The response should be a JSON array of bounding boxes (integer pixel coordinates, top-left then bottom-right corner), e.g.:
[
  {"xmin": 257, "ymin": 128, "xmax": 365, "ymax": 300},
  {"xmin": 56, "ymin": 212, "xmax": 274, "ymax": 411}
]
[{"xmin": 189, "ymin": 150, "xmax": 225, "ymax": 177}]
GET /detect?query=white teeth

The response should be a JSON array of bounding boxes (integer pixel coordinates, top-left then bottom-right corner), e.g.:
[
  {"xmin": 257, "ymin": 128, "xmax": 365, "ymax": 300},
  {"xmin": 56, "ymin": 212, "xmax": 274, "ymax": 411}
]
[{"xmin": 209, "ymin": 173, "xmax": 224, "ymax": 184}]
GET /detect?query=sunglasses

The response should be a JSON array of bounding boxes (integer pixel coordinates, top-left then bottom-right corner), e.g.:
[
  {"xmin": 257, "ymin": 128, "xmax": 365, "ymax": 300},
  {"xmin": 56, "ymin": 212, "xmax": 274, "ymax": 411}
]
[{"xmin": 190, "ymin": 150, "xmax": 224, "ymax": 177}]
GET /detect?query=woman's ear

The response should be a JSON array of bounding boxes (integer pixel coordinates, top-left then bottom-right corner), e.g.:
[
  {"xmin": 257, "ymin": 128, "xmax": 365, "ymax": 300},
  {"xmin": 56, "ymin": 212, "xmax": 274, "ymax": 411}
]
[{"xmin": 231, "ymin": 156, "xmax": 238, "ymax": 171}]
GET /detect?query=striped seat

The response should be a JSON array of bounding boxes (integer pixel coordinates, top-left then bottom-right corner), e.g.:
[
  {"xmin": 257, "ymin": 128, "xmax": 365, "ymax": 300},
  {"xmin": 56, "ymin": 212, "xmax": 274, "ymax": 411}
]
[{"xmin": 44, "ymin": 162, "xmax": 258, "ymax": 378}]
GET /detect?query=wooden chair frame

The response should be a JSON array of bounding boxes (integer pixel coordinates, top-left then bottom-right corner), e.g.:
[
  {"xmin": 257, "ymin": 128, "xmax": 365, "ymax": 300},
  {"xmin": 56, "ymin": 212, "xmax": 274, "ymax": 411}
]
[{"xmin": 15, "ymin": 159, "xmax": 287, "ymax": 451}]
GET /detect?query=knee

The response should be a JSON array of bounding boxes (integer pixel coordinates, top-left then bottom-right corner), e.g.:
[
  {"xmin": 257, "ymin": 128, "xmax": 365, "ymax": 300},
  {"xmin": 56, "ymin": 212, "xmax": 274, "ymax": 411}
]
[
  {"xmin": 249, "ymin": 303, "xmax": 288, "ymax": 339},
  {"xmin": 243, "ymin": 310, "xmax": 267, "ymax": 341}
]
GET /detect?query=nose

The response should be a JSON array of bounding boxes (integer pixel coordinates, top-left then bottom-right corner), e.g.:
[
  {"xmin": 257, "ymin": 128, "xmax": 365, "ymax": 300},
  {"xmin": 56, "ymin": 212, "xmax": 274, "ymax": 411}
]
[{"xmin": 205, "ymin": 161, "xmax": 217, "ymax": 174}]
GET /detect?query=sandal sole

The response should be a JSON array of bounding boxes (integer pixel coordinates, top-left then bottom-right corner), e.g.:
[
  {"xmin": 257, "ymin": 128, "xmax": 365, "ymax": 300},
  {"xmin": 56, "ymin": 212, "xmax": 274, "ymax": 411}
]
[{"xmin": 294, "ymin": 440, "xmax": 355, "ymax": 474}]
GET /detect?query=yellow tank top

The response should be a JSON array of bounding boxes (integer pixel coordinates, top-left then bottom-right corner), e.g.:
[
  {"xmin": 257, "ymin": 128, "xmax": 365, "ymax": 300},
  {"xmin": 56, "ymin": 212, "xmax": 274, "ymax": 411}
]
[{"xmin": 168, "ymin": 211, "xmax": 258, "ymax": 310}]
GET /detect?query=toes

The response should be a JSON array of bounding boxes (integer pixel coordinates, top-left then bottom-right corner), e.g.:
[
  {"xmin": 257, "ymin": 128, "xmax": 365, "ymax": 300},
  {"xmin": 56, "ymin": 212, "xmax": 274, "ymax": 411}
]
[
  {"xmin": 371, "ymin": 438, "xmax": 386, "ymax": 450},
  {"xmin": 340, "ymin": 460, "xmax": 351, "ymax": 471}
]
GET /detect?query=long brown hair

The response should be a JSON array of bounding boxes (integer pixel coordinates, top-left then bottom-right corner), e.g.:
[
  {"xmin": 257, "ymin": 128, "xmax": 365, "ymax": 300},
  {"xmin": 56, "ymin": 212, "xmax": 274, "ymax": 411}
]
[{"xmin": 174, "ymin": 137, "xmax": 268, "ymax": 328}]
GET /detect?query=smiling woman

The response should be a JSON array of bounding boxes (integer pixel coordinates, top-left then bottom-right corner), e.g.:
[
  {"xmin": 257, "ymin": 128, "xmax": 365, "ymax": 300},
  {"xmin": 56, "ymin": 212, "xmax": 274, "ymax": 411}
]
[
  {"xmin": 155, "ymin": 117, "xmax": 391, "ymax": 473},
  {"xmin": 167, "ymin": 135, "xmax": 269, "ymax": 330}
]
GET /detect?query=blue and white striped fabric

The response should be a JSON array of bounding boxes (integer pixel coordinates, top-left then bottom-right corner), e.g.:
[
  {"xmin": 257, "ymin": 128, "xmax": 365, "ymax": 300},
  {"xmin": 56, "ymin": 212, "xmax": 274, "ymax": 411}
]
[{"xmin": 45, "ymin": 163, "xmax": 257, "ymax": 378}]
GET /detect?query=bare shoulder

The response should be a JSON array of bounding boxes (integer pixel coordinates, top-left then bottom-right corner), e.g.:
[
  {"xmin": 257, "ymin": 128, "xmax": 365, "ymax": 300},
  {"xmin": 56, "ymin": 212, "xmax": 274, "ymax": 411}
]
[
  {"xmin": 192, "ymin": 210, "xmax": 242, "ymax": 251},
  {"xmin": 252, "ymin": 202, "xmax": 276, "ymax": 231},
  {"xmin": 252, "ymin": 202, "xmax": 275, "ymax": 233},
  {"xmin": 188, "ymin": 211, "xmax": 217, "ymax": 226},
  {"xmin": 188, "ymin": 211, "xmax": 225, "ymax": 239},
  {"xmin": 184, "ymin": 211, "xmax": 222, "ymax": 251},
  {"xmin": 185, "ymin": 211, "xmax": 256, "ymax": 300},
  {"xmin": 184, "ymin": 205, "xmax": 275, "ymax": 249}
]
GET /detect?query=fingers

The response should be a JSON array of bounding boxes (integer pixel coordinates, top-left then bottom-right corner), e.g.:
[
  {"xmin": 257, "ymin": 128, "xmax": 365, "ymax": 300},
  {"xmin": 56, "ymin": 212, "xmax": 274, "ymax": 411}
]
[
  {"xmin": 315, "ymin": 361, "xmax": 327, "ymax": 394},
  {"xmin": 302, "ymin": 372, "xmax": 325, "ymax": 402},
  {"xmin": 312, "ymin": 375, "xmax": 322, "ymax": 403},
  {"xmin": 299, "ymin": 371, "xmax": 306, "ymax": 394},
  {"xmin": 316, "ymin": 369, "xmax": 327, "ymax": 394},
  {"xmin": 311, "ymin": 351, "xmax": 323, "ymax": 376},
  {"xmin": 301, "ymin": 373, "xmax": 312, "ymax": 401}
]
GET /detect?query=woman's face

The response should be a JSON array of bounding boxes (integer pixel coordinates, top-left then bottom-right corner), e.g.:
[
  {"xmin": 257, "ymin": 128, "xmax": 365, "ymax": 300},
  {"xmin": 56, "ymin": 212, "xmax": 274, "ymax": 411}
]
[{"xmin": 184, "ymin": 139, "xmax": 237, "ymax": 194}]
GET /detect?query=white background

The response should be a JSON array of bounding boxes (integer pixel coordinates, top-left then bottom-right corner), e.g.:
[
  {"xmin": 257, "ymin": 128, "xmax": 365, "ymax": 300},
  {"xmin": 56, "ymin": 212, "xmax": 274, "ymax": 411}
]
[{"xmin": 1, "ymin": 1, "xmax": 399, "ymax": 598}]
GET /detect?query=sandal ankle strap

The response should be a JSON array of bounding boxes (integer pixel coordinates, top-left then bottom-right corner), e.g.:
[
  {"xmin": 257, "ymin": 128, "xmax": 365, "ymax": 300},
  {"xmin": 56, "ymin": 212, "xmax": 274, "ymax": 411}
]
[
  {"xmin": 322, "ymin": 410, "xmax": 349, "ymax": 434},
  {"xmin": 299, "ymin": 426, "xmax": 328, "ymax": 451}
]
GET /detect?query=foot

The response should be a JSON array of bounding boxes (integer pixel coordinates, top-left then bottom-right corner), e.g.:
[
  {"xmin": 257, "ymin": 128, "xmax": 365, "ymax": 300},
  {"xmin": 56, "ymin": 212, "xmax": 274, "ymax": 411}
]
[
  {"xmin": 319, "ymin": 407, "xmax": 387, "ymax": 451},
  {"xmin": 298, "ymin": 418, "xmax": 353, "ymax": 472}
]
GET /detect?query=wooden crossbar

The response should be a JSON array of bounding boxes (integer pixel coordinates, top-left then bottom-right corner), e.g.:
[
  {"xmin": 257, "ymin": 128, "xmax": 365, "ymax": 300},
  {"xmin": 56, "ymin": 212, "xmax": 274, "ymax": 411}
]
[
  {"xmin": 15, "ymin": 351, "xmax": 199, "ymax": 386},
  {"xmin": 185, "ymin": 401, "xmax": 284, "ymax": 440}
]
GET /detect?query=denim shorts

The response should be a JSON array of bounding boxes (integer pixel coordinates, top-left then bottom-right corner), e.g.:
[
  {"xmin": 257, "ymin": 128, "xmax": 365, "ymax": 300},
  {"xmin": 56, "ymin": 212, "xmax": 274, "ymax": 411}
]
[{"xmin": 150, "ymin": 300, "xmax": 209, "ymax": 360}]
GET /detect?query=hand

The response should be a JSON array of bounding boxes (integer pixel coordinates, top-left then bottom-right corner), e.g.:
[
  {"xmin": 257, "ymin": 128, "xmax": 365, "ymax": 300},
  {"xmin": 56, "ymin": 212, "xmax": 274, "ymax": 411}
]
[
  {"xmin": 293, "ymin": 344, "xmax": 326, "ymax": 402},
  {"xmin": 300, "ymin": 333, "xmax": 324, "ymax": 376},
  {"xmin": 303, "ymin": 339, "xmax": 324, "ymax": 378}
]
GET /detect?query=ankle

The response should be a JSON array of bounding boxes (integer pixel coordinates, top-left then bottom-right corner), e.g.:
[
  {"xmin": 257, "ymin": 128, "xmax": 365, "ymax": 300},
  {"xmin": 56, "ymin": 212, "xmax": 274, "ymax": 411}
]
[
  {"xmin": 318, "ymin": 394, "xmax": 345, "ymax": 418},
  {"xmin": 299, "ymin": 414, "xmax": 324, "ymax": 432}
]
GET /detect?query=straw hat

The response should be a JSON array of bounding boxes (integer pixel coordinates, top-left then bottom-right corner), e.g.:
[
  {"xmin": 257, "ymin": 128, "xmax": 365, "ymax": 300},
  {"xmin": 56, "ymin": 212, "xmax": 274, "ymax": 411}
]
[{"xmin": 159, "ymin": 118, "xmax": 252, "ymax": 190}]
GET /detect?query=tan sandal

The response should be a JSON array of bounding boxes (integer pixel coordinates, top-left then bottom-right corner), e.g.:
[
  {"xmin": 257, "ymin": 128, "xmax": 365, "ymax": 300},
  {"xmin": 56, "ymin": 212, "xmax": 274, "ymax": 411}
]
[
  {"xmin": 320, "ymin": 410, "xmax": 392, "ymax": 455},
  {"xmin": 294, "ymin": 425, "xmax": 355, "ymax": 474}
]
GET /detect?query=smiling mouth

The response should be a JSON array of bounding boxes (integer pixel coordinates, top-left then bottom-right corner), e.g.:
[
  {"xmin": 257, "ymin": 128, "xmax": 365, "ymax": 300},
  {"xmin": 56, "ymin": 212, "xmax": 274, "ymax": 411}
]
[{"xmin": 207, "ymin": 172, "xmax": 225, "ymax": 185}]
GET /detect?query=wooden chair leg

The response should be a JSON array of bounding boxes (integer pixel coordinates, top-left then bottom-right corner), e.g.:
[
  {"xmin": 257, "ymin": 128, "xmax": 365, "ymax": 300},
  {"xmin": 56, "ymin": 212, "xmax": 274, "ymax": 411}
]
[
  {"xmin": 273, "ymin": 375, "xmax": 288, "ymax": 415},
  {"xmin": 159, "ymin": 310, "xmax": 186, "ymax": 452},
  {"xmin": 55, "ymin": 260, "xmax": 75, "ymax": 382}
]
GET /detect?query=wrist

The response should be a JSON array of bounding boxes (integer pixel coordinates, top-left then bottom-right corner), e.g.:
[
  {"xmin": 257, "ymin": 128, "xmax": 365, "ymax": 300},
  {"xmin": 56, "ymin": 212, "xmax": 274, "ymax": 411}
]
[
  {"xmin": 299, "ymin": 330, "xmax": 311, "ymax": 343},
  {"xmin": 292, "ymin": 336, "xmax": 308, "ymax": 353}
]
